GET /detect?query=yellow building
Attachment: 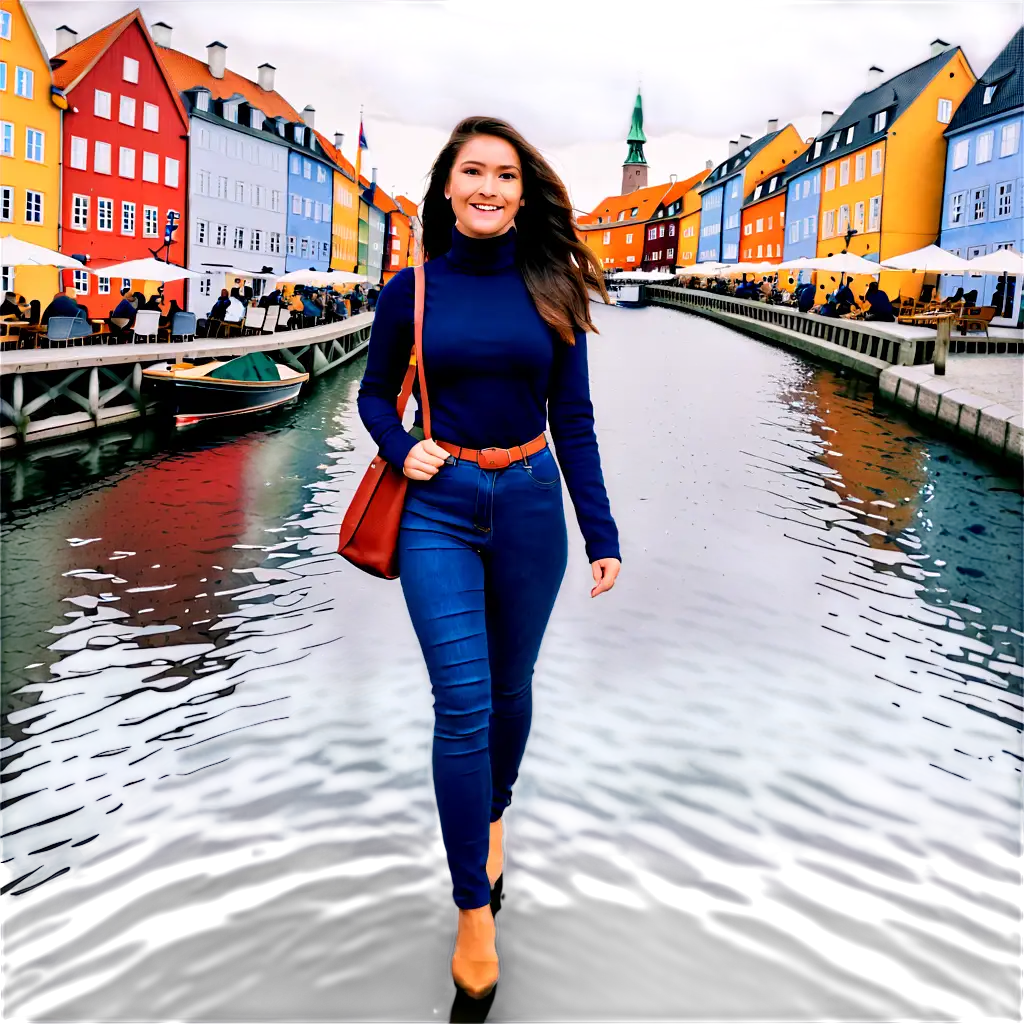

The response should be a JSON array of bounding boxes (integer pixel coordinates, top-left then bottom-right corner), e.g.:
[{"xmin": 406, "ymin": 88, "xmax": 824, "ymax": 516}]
[
  {"xmin": 813, "ymin": 44, "xmax": 976, "ymax": 301},
  {"xmin": 313, "ymin": 132, "xmax": 359, "ymax": 273},
  {"xmin": 676, "ymin": 187, "xmax": 703, "ymax": 268},
  {"xmin": 0, "ymin": 0, "xmax": 65, "ymax": 305}
]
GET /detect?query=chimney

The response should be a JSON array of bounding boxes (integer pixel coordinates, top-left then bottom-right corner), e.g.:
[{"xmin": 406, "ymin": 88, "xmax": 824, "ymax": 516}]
[
  {"xmin": 334, "ymin": 132, "xmax": 345, "ymax": 152},
  {"xmin": 206, "ymin": 41, "xmax": 227, "ymax": 79},
  {"xmin": 930, "ymin": 38, "xmax": 950, "ymax": 57},
  {"xmin": 738, "ymin": 133, "xmax": 752, "ymax": 150},
  {"xmin": 371, "ymin": 166, "xmax": 377, "ymax": 184},
  {"xmin": 55, "ymin": 24, "xmax": 78, "ymax": 52},
  {"xmin": 866, "ymin": 65, "xmax": 885, "ymax": 91},
  {"xmin": 705, "ymin": 159, "xmax": 713, "ymax": 170},
  {"xmin": 728, "ymin": 139, "xmax": 739, "ymax": 157},
  {"xmin": 820, "ymin": 110, "xmax": 837, "ymax": 134},
  {"xmin": 257, "ymin": 63, "xmax": 276, "ymax": 91},
  {"xmin": 767, "ymin": 118, "xmax": 779, "ymax": 135},
  {"xmin": 669, "ymin": 173, "xmax": 677, "ymax": 184},
  {"xmin": 150, "ymin": 21, "xmax": 172, "ymax": 47},
  {"xmin": 301, "ymin": 105, "xmax": 315, "ymax": 129}
]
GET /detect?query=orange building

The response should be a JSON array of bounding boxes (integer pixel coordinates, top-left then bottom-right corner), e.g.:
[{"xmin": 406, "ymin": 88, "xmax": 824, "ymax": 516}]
[
  {"xmin": 578, "ymin": 182, "xmax": 673, "ymax": 270},
  {"xmin": 740, "ymin": 166, "xmax": 799, "ymax": 263},
  {"xmin": 374, "ymin": 188, "xmax": 410, "ymax": 283},
  {"xmin": 395, "ymin": 195, "xmax": 420, "ymax": 266}
]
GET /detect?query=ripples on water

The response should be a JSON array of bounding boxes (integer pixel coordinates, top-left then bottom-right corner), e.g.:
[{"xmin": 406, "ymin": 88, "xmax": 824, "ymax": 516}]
[{"xmin": 1, "ymin": 303, "xmax": 1021, "ymax": 1021}]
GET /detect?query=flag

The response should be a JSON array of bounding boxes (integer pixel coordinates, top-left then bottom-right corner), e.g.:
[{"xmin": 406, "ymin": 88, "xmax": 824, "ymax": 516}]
[{"xmin": 358, "ymin": 120, "xmax": 368, "ymax": 151}]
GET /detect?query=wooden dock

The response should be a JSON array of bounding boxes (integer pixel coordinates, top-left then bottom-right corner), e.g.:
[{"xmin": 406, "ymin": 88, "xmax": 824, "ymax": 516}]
[{"xmin": 0, "ymin": 314, "xmax": 373, "ymax": 449}]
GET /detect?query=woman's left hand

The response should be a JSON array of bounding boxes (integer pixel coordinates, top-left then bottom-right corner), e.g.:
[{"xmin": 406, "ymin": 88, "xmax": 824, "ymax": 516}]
[{"xmin": 590, "ymin": 558, "xmax": 621, "ymax": 598}]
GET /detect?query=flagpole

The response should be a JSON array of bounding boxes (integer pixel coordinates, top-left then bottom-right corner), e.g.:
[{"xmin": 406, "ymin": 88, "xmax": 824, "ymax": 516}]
[{"xmin": 355, "ymin": 104, "xmax": 363, "ymax": 185}]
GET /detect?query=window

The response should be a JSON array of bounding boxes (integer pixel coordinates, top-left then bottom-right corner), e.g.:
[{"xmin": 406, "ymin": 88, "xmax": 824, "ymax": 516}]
[
  {"xmin": 767, "ymin": 216, "xmax": 773, "ymax": 230},
  {"xmin": 195, "ymin": 90, "xmax": 210, "ymax": 112},
  {"xmin": 14, "ymin": 66, "xmax": 32, "ymax": 99},
  {"xmin": 839, "ymin": 159, "xmax": 850, "ymax": 186},
  {"xmin": 300, "ymin": 237, "xmax": 309, "ymax": 257},
  {"xmin": 253, "ymin": 184, "xmax": 265, "ymax": 208},
  {"xmin": 223, "ymin": 102, "xmax": 237, "ymax": 124},
  {"xmin": 949, "ymin": 191, "xmax": 964, "ymax": 225},
  {"xmin": 756, "ymin": 244, "xmax": 763, "ymax": 258},
  {"xmin": 976, "ymin": 131, "xmax": 993, "ymax": 163},
  {"xmin": 164, "ymin": 158, "xmax": 179, "ymax": 188},
  {"xmin": 119, "ymin": 147, "xmax": 135, "ymax": 178},
  {"xmin": 753, "ymin": 185, "xmax": 763, "ymax": 201},
  {"xmin": 668, "ymin": 224, "xmax": 675, "ymax": 237},
  {"xmin": 0, "ymin": 63, "xmax": 6, "ymax": 92},
  {"xmin": 829, "ymin": 134, "xmax": 839, "ymax": 152},
  {"xmin": 73, "ymin": 269, "xmax": 89, "ymax": 294},
  {"xmin": 94, "ymin": 89, "xmax": 111, "ymax": 118},
  {"xmin": 143, "ymin": 205, "xmax": 158, "ymax": 236},
  {"xmin": 233, "ymin": 227, "xmax": 245, "ymax": 250},
  {"xmin": 313, "ymin": 201, "xmax": 322, "ymax": 223},
  {"xmin": 269, "ymin": 231, "xmax": 282, "ymax": 254},
  {"xmin": 872, "ymin": 110, "xmax": 887, "ymax": 133},
  {"xmin": 838, "ymin": 204, "xmax": 849, "ymax": 235},
  {"xmin": 658, "ymin": 225, "xmax": 665, "ymax": 237},
  {"xmin": 119, "ymin": 95, "xmax": 136, "ymax": 126},
  {"xmin": 937, "ymin": 98, "xmax": 952, "ymax": 123},
  {"xmin": 803, "ymin": 179, "xmax": 810, "ymax": 199},
  {"xmin": 871, "ymin": 147, "xmax": 883, "ymax": 175},
  {"xmin": 755, "ymin": 218, "xmax": 764, "ymax": 233},
  {"xmin": 995, "ymin": 181, "xmax": 1013, "ymax": 218},
  {"xmin": 121, "ymin": 201, "xmax": 135, "ymax": 234},
  {"xmin": 195, "ymin": 219, "xmax": 208, "ymax": 245},
  {"xmin": 971, "ymin": 186, "xmax": 988, "ymax": 221},
  {"xmin": 290, "ymin": 153, "xmax": 301, "ymax": 174},
  {"xmin": 803, "ymin": 216, "xmax": 810, "ymax": 238},
  {"xmin": 291, "ymin": 193, "xmax": 301, "ymax": 215},
  {"xmin": 24, "ymin": 189, "xmax": 42, "ymax": 223},
  {"xmin": 951, "ymin": 138, "xmax": 969, "ymax": 169},
  {"xmin": 813, "ymin": 175, "xmax": 820, "ymax": 194},
  {"xmin": 94, "ymin": 141, "xmax": 111, "ymax": 175},
  {"xmin": 317, "ymin": 165, "xmax": 327, "ymax": 184},
  {"xmin": 215, "ymin": 223, "xmax": 227, "ymax": 247},
  {"xmin": 822, "ymin": 209, "xmax": 835, "ymax": 237},
  {"xmin": 195, "ymin": 169, "xmax": 209, "ymax": 196},
  {"xmin": 287, "ymin": 235, "xmax": 296, "ymax": 254},
  {"xmin": 626, "ymin": 255, "xmax": 635, "ymax": 263},
  {"xmin": 250, "ymin": 228, "xmax": 263, "ymax": 251},
  {"xmin": 97, "ymin": 276, "xmax": 110, "ymax": 296},
  {"xmin": 121, "ymin": 277, "xmax": 131, "ymax": 291},
  {"xmin": 813, "ymin": 140, "xmax": 822, "ymax": 158},
  {"xmin": 97, "ymin": 197, "xmax": 113, "ymax": 231},
  {"xmin": 824, "ymin": 166, "xmax": 835, "ymax": 191},
  {"xmin": 304, "ymin": 197, "xmax": 312, "ymax": 218},
  {"xmin": 854, "ymin": 200, "xmax": 864, "ymax": 232},
  {"xmin": 0, "ymin": 11, "xmax": 9, "ymax": 38},
  {"xmin": 744, "ymin": 223, "xmax": 752, "ymax": 236},
  {"xmin": 68, "ymin": 135, "xmax": 88, "ymax": 169},
  {"xmin": 143, "ymin": 102, "xmax": 159, "ymax": 132},
  {"xmin": 271, "ymin": 190, "xmax": 282, "ymax": 212},
  {"xmin": 630, "ymin": 207, "xmax": 638, "ymax": 217},
  {"xmin": 251, "ymin": 110, "xmax": 265, "ymax": 131},
  {"xmin": 1000, "ymin": 122, "xmax": 1020, "ymax": 157},
  {"xmin": 21, "ymin": 127, "xmax": 44, "ymax": 164},
  {"xmin": 982, "ymin": 84, "xmax": 997, "ymax": 105},
  {"xmin": 789, "ymin": 223, "xmax": 799, "ymax": 243},
  {"xmin": 72, "ymin": 194, "xmax": 89, "ymax": 229},
  {"xmin": 603, "ymin": 230, "xmax": 611, "ymax": 244},
  {"xmin": 0, "ymin": 185, "xmax": 10, "ymax": 221},
  {"xmin": 216, "ymin": 175, "xmax": 228, "ymax": 199},
  {"xmin": 141, "ymin": 151, "xmax": 158, "ymax": 182},
  {"xmin": 845, "ymin": 125, "xmax": 855, "ymax": 144},
  {"xmin": 855, "ymin": 152, "xmax": 866, "ymax": 181},
  {"xmin": 868, "ymin": 195, "xmax": 881, "ymax": 231},
  {"xmin": 123, "ymin": 57, "xmax": 139, "ymax": 83},
  {"xmin": 303, "ymin": 159, "xmax": 311, "ymax": 180}
]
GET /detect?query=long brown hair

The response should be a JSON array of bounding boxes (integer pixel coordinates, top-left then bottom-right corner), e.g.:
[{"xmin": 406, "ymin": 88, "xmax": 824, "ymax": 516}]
[{"xmin": 421, "ymin": 116, "xmax": 609, "ymax": 345}]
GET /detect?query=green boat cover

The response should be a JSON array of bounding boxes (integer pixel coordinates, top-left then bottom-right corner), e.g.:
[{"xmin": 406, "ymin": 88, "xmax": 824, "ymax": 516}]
[{"xmin": 206, "ymin": 350, "xmax": 281, "ymax": 382}]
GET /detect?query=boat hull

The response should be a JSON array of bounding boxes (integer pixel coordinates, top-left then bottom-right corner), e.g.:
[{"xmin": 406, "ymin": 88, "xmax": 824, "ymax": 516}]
[{"xmin": 144, "ymin": 374, "xmax": 307, "ymax": 429}]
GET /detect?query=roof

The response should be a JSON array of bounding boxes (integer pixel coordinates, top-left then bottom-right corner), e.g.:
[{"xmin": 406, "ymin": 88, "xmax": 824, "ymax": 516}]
[
  {"xmin": 395, "ymin": 195, "xmax": 419, "ymax": 218},
  {"xmin": 158, "ymin": 45, "xmax": 302, "ymax": 123},
  {"xmin": 313, "ymin": 130, "xmax": 356, "ymax": 180},
  {"xmin": 801, "ymin": 47, "xmax": 964, "ymax": 173},
  {"xmin": 947, "ymin": 27, "xmax": 1022, "ymax": 133},
  {"xmin": 51, "ymin": 9, "xmax": 189, "ymax": 128},
  {"xmin": 701, "ymin": 130, "xmax": 782, "ymax": 188},
  {"xmin": 653, "ymin": 168, "xmax": 711, "ymax": 211},
  {"xmin": 743, "ymin": 148, "xmax": 809, "ymax": 207},
  {"xmin": 374, "ymin": 189, "xmax": 400, "ymax": 215},
  {"xmin": 577, "ymin": 180, "xmax": 673, "ymax": 228}
]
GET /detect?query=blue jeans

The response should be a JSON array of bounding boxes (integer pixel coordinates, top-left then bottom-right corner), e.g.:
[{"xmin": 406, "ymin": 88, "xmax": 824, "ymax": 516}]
[{"xmin": 398, "ymin": 442, "xmax": 568, "ymax": 909}]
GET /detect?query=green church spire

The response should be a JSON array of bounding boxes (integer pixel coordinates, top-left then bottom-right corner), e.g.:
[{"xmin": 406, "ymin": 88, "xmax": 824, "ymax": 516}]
[{"xmin": 624, "ymin": 90, "xmax": 647, "ymax": 165}]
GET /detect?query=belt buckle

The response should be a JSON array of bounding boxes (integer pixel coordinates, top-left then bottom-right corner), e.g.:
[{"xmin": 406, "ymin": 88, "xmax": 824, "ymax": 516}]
[{"xmin": 478, "ymin": 447, "xmax": 511, "ymax": 470}]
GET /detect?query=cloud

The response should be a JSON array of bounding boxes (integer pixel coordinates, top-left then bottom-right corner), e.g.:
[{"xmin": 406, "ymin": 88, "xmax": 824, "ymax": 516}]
[{"xmin": 25, "ymin": 0, "xmax": 1023, "ymax": 210}]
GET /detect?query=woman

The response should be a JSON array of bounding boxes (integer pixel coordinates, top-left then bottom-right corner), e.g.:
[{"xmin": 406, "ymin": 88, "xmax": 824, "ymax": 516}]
[{"xmin": 356, "ymin": 116, "xmax": 621, "ymax": 1003}]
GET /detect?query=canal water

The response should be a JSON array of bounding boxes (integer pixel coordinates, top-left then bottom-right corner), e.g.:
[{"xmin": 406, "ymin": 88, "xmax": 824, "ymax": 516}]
[{"xmin": 2, "ymin": 303, "xmax": 1021, "ymax": 1021}]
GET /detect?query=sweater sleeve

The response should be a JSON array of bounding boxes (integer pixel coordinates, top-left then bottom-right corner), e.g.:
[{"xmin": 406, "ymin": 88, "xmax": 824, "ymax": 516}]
[
  {"xmin": 356, "ymin": 268, "xmax": 420, "ymax": 471},
  {"xmin": 547, "ymin": 329, "xmax": 621, "ymax": 563}
]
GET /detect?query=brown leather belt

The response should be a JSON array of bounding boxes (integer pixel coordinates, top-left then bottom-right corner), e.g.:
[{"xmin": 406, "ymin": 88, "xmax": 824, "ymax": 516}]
[{"xmin": 436, "ymin": 432, "xmax": 547, "ymax": 470}]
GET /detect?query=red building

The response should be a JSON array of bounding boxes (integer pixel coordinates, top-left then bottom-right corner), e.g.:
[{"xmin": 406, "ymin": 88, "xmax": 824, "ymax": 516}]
[{"xmin": 51, "ymin": 11, "xmax": 190, "ymax": 315}]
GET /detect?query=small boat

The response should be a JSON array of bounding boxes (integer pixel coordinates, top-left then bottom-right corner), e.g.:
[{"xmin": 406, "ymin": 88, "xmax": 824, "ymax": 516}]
[{"xmin": 142, "ymin": 351, "xmax": 310, "ymax": 429}]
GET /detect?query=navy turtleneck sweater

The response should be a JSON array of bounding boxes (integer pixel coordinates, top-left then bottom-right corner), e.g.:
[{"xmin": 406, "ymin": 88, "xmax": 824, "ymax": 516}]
[{"xmin": 356, "ymin": 225, "xmax": 620, "ymax": 563}]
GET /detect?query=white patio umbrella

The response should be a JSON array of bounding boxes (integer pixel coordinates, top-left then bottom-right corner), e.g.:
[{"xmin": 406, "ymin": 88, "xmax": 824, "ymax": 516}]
[
  {"xmin": 964, "ymin": 247, "xmax": 1024, "ymax": 276},
  {"xmin": 0, "ymin": 235, "xmax": 85, "ymax": 269},
  {"xmin": 690, "ymin": 262, "xmax": 730, "ymax": 276},
  {"xmin": 800, "ymin": 252, "xmax": 885, "ymax": 275},
  {"xmin": 880, "ymin": 244, "xmax": 972, "ymax": 273},
  {"xmin": 200, "ymin": 266, "xmax": 280, "ymax": 280},
  {"xmin": 777, "ymin": 256, "xmax": 815, "ymax": 271},
  {"xmin": 91, "ymin": 257, "xmax": 203, "ymax": 282},
  {"xmin": 277, "ymin": 268, "xmax": 368, "ymax": 287}
]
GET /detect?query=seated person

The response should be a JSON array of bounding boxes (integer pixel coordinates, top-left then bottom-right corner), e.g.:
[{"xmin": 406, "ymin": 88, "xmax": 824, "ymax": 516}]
[
  {"xmin": 109, "ymin": 288, "xmax": 138, "ymax": 337},
  {"xmin": 26, "ymin": 299, "xmax": 41, "ymax": 325},
  {"xmin": 160, "ymin": 298, "xmax": 184, "ymax": 330},
  {"xmin": 258, "ymin": 288, "xmax": 284, "ymax": 309},
  {"xmin": 962, "ymin": 289, "xmax": 978, "ymax": 306},
  {"xmin": 0, "ymin": 291, "xmax": 22, "ymax": 318},
  {"xmin": 143, "ymin": 290, "xmax": 164, "ymax": 312},
  {"xmin": 815, "ymin": 298, "xmax": 841, "ymax": 318},
  {"xmin": 41, "ymin": 287, "xmax": 87, "ymax": 325},
  {"xmin": 198, "ymin": 289, "xmax": 232, "ymax": 336},
  {"xmin": 862, "ymin": 281, "xmax": 896, "ymax": 322},
  {"xmin": 797, "ymin": 282, "xmax": 819, "ymax": 313},
  {"xmin": 833, "ymin": 281, "xmax": 855, "ymax": 315}
]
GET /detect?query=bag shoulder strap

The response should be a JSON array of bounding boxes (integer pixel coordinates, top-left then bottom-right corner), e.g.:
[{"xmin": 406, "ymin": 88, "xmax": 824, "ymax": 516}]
[{"xmin": 394, "ymin": 265, "xmax": 430, "ymax": 439}]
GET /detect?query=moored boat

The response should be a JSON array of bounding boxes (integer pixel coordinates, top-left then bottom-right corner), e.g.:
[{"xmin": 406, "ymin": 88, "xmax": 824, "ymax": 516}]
[{"xmin": 142, "ymin": 351, "xmax": 310, "ymax": 429}]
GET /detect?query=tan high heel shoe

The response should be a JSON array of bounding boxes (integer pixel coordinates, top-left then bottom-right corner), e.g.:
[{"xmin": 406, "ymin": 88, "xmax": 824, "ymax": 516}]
[
  {"xmin": 487, "ymin": 815, "xmax": 503, "ymax": 888},
  {"xmin": 451, "ymin": 905, "xmax": 499, "ymax": 1000}
]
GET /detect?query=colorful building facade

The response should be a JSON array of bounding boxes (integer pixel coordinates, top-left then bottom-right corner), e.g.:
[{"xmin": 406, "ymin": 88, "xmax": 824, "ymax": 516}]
[
  {"xmin": 578, "ymin": 183, "xmax": 671, "ymax": 270},
  {"xmin": 642, "ymin": 169, "xmax": 709, "ymax": 270},
  {"xmin": 807, "ymin": 43, "xmax": 976, "ymax": 299},
  {"xmin": 0, "ymin": 0, "xmax": 65, "ymax": 305},
  {"xmin": 782, "ymin": 161, "xmax": 822, "ymax": 274},
  {"xmin": 284, "ymin": 120, "xmax": 333, "ymax": 271},
  {"xmin": 938, "ymin": 27, "xmax": 1023, "ymax": 325},
  {"xmin": 740, "ymin": 167, "xmax": 792, "ymax": 263},
  {"xmin": 50, "ymin": 11, "xmax": 190, "ymax": 313},
  {"xmin": 314, "ymin": 132, "xmax": 359, "ymax": 274}
]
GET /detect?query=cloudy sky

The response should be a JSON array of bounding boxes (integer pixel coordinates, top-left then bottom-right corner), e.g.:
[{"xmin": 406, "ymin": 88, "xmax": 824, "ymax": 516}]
[{"xmin": 25, "ymin": 0, "xmax": 1022, "ymax": 212}]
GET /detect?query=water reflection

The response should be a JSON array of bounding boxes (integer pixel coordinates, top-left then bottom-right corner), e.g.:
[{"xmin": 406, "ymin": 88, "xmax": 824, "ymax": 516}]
[{"xmin": 1, "ymin": 307, "xmax": 1020, "ymax": 1021}]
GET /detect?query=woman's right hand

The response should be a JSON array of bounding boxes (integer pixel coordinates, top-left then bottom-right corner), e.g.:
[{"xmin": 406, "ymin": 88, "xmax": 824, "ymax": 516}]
[{"xmin": 403, "ymin": 437, "xmax": 449, "ymax": 480}]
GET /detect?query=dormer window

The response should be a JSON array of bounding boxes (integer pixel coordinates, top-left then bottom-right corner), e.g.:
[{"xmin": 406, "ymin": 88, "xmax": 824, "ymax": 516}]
[
  {"xmin": 222, "ymin": 101, "xmax": 237, "ymax": 123},
  {"xmin": 769, "ymin": 176, "xmax": 778, "ymax": 192},
  {"xmin": 250, "ymin": 109, "xmax": 264, "ymax": 131},
  {"xmin": 873, "ymin": 110, "xmax": 887, "ymax": 132},
  {"xmin": 983, "ymin": 84, "xmax": 997, "ymax": 104},
  {"xmin": 617, "ymin": 210, "xmax": 625, "ymax": 221},
  {"xmin": 276, "ymin": 119, "xmax": 286, "ymax": 137},
  {"xmin": 195, "ymin": 90, "xmax": 210, "ymax": 112},
  {"xmin": 829, "ymin": 133, "xmax": 839, "ymax": 152},
  {"xmin": 813, "ymin": 140, "xmax": 823, "ymax": 158},
  {"xmin": 293, "ymin": 125, "xmax": 305, "ymax": 144},
  {"xmin": 631, "ymin": 207, "xmax": 638, "ymax": 217},
  {"xmin": 753, "ymin": 184, "xmax": 763, "ymax": 200},
  {"xmin": 845, "ymin": 125, "xmax": 855, "ymax": 144}
]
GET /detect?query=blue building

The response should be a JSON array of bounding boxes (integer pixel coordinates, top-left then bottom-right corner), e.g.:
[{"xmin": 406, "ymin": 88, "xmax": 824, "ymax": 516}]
[
  {"xmin": 938, "ymin": 28, "xmax": 1023, "ymax": 325},
  {"xmin": 783, "ymin": 166, "xmax": 822, "ymax": 274},
  {"xmin": 284, "ymin": 115, "xmax": 334, "ymax": 271}
]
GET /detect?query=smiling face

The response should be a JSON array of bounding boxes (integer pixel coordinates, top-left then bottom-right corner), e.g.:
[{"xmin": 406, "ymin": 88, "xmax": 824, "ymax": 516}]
[{"xmin": 445, "ymin": 134, "xmax": 525, "ymax": 239}]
